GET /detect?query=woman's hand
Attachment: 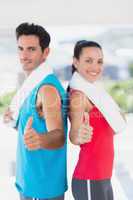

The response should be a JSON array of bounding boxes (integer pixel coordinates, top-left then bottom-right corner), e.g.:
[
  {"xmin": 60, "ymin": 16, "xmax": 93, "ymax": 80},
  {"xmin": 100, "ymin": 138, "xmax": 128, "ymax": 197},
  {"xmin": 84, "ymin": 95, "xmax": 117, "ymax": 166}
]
[{"xmin": 77, "ymin": 112, "xmax": 93, "ymax": 145}]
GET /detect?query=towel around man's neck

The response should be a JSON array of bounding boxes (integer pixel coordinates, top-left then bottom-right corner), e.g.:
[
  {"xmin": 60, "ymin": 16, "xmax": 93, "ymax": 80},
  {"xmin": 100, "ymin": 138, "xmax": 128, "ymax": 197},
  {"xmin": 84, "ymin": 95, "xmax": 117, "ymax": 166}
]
[{"xmin": 9, "ymin": 62, "xmax": 53, "ymax": 126}]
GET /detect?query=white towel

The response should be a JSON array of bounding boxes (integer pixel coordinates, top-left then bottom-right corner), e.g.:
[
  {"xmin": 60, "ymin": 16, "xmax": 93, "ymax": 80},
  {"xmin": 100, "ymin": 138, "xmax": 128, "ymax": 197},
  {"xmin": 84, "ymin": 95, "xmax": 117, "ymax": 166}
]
[
  {"xmin": 69, "ymin": 72, "xmax": 126, "ymax": 134},
  {"xmin": 9, "ymin": 62, "xmax": 53, "ymax": 126}
]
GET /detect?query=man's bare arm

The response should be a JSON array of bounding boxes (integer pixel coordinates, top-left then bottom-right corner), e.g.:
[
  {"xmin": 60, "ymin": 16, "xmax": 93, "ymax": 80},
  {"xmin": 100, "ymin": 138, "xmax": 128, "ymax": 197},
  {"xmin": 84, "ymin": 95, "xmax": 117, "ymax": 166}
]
[{"xmin": 24, "ymin": 85, "xmax": 65, "ymax": 150}]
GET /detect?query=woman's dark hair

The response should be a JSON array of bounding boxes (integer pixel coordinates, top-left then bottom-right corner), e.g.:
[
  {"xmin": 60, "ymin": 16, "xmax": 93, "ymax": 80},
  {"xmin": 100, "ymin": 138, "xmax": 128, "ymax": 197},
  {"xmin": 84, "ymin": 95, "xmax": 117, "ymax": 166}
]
[
  {"xmin": 16, "ymin": 22, "xmax": 51, "ymax": 52},
  {"xmin": 72, "ymin": 40, "xmax": 102, "ymax": 74}
]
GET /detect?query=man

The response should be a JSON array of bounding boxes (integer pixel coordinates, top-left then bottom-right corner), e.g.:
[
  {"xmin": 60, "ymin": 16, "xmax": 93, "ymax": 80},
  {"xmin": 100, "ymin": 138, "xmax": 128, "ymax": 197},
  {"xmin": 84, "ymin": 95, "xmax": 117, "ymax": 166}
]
[{"xmin": 4, "ymin": 23, "xmax": 68, "ymax": 200}]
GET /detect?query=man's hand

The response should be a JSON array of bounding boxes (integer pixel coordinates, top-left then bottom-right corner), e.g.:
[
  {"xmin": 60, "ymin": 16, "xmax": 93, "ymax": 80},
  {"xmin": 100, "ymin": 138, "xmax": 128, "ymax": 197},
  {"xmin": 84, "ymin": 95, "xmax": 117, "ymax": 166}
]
[
  {"xmin": 77, "ymin": 112, "xmax": 93, "ymax": 145},
  {"xmin": 24, "ymin": 117, "xmax": 44, "ymax": 150},
  {"xmin": 3, "ymin": 108, "xmax": 13, "ymax": 123}
]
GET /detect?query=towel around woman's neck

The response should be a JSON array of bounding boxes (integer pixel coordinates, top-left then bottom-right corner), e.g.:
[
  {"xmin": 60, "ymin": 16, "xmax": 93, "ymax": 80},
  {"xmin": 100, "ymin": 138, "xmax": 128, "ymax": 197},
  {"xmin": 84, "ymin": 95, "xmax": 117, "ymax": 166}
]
[
  {"xmin": 69, "ymin": 72, "xmax": 126, "ymax": 134},
  {"xmin": 9, "ymin": 62, "xmax": 53, "ymax": 126}
]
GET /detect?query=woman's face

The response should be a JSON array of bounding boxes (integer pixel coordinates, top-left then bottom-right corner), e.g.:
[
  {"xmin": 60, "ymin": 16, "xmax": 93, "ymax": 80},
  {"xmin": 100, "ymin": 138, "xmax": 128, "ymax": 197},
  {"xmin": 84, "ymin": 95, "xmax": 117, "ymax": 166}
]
[{"xmin": 74, "ymin": 47, "xmax": 103, "ymax": 82}]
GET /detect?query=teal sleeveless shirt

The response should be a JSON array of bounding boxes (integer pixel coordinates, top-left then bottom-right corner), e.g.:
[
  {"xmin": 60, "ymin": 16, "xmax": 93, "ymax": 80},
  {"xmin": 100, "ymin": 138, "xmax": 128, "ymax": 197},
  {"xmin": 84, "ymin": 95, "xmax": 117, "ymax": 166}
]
[{"xmin": 15, "ymin": 74, "xmax": 68, "ymax": 199}]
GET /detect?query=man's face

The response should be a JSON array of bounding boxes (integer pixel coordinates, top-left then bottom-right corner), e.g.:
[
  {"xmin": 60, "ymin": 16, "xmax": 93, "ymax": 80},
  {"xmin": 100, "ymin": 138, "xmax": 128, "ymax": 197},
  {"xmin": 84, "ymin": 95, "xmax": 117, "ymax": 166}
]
[{"xmin": 17, "ymin": 35, "xmax": 49, "ymax": 74}]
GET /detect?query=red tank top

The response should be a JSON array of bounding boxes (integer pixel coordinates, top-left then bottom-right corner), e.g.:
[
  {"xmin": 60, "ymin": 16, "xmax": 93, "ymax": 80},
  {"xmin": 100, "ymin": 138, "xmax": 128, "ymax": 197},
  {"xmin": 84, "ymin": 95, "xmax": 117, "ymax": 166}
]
[{"xmin": 73, "ymin": 106, "xmax": 114, "ymax": 180}]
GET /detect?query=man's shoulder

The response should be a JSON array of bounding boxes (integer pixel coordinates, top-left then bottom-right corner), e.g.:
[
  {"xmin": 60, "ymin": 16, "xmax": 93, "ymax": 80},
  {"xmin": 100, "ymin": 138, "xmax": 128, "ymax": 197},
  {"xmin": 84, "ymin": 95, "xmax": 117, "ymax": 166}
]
[{"xmin": 39, "ymin": 84, "xmax": 59, "ymax": 94}]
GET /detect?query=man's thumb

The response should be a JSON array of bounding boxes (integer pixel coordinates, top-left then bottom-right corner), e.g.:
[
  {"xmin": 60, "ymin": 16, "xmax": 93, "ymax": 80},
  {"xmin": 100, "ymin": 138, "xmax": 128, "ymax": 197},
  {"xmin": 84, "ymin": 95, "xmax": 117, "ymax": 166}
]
[{"xmin": 25, "ymin": 117, "xmax": 33, "ymax": 131}]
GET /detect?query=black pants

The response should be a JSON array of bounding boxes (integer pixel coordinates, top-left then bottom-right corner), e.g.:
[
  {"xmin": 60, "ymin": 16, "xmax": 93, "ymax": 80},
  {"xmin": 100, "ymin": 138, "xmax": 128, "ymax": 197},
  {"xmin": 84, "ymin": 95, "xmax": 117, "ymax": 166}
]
[{"xmin": 72, "ymin": 179, "xmax": 114, "ymax": 200}]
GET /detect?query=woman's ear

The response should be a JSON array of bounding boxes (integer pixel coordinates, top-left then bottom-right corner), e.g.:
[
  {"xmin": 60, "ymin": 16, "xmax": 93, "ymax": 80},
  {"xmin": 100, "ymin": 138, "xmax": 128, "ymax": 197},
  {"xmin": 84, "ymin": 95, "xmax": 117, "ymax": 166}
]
[{"xmin": 73, "ymin": 57, "xmax": 78, "ymax": 69}]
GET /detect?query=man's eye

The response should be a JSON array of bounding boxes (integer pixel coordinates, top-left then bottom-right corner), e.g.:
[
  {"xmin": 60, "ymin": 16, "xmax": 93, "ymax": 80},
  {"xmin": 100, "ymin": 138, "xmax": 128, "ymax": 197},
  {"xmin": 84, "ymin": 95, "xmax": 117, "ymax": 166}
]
[
  {"xmin": 18, "ymin": 47, "xmax": 23, "ymax": 51},
  {"xmin": 30, "ymin": 48, "xmax": 36, "ymax": 51}
]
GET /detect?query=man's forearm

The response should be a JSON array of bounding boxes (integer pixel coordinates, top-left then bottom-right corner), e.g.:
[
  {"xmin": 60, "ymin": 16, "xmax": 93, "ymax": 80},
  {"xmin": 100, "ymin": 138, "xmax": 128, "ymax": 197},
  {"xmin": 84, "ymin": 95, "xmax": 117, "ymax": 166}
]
[{"xmin": 41, "ymin": 129, "xmax": 65, "ymax": 149}]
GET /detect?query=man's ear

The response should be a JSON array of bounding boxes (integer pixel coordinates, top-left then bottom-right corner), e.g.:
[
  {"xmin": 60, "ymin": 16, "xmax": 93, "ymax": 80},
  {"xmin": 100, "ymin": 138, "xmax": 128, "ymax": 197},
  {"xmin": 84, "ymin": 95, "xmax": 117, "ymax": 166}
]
[{"xmin": 43, "ymin": 47, "xmax": 50, "ymax": 60}]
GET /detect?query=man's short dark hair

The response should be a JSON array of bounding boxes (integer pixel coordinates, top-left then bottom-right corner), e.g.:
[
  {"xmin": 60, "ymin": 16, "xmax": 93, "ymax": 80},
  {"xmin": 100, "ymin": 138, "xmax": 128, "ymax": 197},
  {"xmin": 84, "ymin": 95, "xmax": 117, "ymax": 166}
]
[{"xmin": 16, "ymin": 22, "xmax": 51, "ymax": 52}]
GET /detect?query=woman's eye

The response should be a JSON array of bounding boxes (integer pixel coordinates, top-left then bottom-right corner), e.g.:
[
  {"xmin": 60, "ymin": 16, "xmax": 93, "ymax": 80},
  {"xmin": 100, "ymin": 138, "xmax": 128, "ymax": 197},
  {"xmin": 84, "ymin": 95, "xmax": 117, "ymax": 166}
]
[
  {"xmin": 98, "ymin": 60, "xmax": 103, "ymax": 64},
  {"xmin": 86, "ymin": 59, "xmax": 92, "ymax": 63}
]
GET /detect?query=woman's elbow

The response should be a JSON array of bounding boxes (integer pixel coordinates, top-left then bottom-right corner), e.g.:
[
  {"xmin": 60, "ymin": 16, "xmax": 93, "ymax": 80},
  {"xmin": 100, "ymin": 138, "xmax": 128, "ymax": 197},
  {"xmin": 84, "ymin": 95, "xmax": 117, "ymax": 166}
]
[{"xmin": 69, "ymin": 133, "xmax": 79, "ymax": 146}]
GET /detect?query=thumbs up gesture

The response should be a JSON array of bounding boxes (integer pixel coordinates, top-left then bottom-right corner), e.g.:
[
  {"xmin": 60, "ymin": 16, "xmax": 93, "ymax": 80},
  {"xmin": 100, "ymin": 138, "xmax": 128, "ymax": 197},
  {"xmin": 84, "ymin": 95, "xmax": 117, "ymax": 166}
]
[
  {"xmin": 77, "ymin": 112, "xmax": 93, "ymax": 145},
  {"xmin": 3, "ymin": 107, "xmax": 13, "ymax": 123},
  {"xmin": 24, "ymin": 117, "xmax": 33, "ymax": 131},
  {"xmin": 24, "ymin": 117, "xmax": 43, "ymax": 150}
]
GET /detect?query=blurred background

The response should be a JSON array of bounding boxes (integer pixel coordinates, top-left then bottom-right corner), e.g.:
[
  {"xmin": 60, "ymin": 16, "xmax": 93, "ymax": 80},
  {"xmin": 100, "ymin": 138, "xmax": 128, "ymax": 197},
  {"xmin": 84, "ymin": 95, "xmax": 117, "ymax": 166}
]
[{"xmin": 0, "ymin": 0, "xmax": 133, "ymax": 199}]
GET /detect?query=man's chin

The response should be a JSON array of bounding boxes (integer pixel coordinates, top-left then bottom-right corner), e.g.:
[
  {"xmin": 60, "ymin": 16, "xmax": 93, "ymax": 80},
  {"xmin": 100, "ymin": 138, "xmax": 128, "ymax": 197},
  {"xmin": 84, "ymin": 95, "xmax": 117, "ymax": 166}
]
[
  {"xmin": 22, "ymin": 65, "xmax": 38, "ymax": 75},
  {"xmin": 22, "ymin": 65, "xmax": 31, "ymax": 71},
  {"xmin": 22, "ymin": 66, "xmax": 31, "ymax": 74}
]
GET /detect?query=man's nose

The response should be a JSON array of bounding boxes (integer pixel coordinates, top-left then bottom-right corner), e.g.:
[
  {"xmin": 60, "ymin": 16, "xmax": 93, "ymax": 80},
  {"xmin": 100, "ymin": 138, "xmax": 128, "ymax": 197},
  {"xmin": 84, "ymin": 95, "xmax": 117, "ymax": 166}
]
[{"xmin": 20, "ymin": 50, "xmax": 29, "ymax": 60}]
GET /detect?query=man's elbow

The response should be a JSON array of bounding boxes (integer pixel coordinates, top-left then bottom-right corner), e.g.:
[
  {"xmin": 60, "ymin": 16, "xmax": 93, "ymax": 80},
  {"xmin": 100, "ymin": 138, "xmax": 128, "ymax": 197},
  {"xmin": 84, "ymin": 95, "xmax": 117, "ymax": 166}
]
[{"xmin": 58, "ymin": 130, "xmax": 66, "ymax": 147}]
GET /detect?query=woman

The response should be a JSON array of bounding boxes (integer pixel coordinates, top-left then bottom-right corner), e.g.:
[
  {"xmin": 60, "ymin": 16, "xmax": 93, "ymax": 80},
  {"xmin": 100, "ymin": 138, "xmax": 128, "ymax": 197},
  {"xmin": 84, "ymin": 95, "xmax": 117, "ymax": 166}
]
[{"xmin": 68, "ymin": 40, "xmax": 126, "ymax": 200}]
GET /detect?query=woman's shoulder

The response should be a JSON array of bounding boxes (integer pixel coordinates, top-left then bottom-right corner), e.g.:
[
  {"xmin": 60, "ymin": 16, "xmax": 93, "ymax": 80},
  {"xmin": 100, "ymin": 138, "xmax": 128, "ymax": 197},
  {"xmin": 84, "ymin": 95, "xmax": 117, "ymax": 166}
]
[{"xmin": 69, "ymin": 88, "xmax": 85, "ymax": 98}]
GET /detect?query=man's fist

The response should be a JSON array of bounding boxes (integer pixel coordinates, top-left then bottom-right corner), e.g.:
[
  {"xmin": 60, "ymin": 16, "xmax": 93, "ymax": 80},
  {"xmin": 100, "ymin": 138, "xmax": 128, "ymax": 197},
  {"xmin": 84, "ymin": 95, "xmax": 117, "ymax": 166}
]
[{"xmin": 24, "ymin": 117, "xmax": 44, "ymax": 150}]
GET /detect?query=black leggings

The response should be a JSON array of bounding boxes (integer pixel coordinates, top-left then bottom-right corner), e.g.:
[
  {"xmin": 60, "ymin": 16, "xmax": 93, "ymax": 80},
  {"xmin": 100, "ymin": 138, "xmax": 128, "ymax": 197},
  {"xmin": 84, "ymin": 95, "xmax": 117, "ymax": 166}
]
[{"xmin": 72, "ymin": 179, "xmax": 114, "ymax": 200}]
